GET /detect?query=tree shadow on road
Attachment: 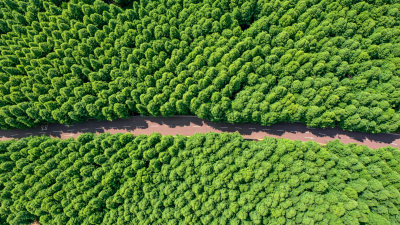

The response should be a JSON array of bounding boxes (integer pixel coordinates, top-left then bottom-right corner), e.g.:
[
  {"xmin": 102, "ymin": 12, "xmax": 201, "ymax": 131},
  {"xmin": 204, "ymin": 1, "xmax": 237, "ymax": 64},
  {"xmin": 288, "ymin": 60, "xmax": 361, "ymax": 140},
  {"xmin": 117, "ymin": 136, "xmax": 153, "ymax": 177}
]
[
  {"xmin": 0, "ymin": 117, "xmax": 149, "ymax": 139},
  {"xmin": 266, "ymin": 122, "xmax": 399, "ymax": 144},
  {"xmin": 205, "ymin": 120, "xmax": 398, "ymax": 145},
  {"xmin": 0, "ymin": 116, "xmax": 398, "ymax": 146},
  {"xmin": 144, "ymin": 116, "xmax": 203, "ymax": 127}
]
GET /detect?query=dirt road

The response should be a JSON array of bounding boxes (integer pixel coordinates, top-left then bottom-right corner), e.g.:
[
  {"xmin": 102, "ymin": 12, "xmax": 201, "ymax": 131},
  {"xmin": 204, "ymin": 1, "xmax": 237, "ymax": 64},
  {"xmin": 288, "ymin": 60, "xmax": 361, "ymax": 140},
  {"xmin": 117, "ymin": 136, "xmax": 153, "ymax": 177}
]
[{"xmin": 0, "ymin": 116, "xmax": 398, "ymax": 149}]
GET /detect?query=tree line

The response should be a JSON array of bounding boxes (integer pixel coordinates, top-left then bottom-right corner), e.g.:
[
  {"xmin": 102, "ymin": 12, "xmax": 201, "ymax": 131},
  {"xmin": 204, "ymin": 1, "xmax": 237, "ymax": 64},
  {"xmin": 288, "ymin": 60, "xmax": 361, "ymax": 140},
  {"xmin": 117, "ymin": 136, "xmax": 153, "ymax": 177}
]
[
  {"xmin": 0, "ymin": 133, "xmax": 399, "ymax": 224},
  {"xmin": 0, "ymin": 0, "xmax": 400, "ymax": 133}
]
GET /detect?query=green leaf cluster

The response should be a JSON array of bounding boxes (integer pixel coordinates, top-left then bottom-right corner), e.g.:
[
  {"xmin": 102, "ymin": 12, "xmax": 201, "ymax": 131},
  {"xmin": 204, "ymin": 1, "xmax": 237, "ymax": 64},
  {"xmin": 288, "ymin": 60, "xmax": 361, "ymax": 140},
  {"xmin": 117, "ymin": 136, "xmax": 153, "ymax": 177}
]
[
  {"xmin": 0, "ymin": 0, "xmax": 400, "ymax": 132},
  {"xmin": 0, "ymin": 133, "xmax": 399, "ymax": 224}
]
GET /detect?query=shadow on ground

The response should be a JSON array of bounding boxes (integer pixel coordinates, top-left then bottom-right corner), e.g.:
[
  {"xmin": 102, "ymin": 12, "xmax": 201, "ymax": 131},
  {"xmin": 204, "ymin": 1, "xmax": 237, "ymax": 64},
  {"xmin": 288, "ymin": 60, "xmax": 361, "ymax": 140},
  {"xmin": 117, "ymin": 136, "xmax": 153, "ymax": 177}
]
[{"xmin": 0, "ymin": 116, "xmax": 398, "ymax": 146}]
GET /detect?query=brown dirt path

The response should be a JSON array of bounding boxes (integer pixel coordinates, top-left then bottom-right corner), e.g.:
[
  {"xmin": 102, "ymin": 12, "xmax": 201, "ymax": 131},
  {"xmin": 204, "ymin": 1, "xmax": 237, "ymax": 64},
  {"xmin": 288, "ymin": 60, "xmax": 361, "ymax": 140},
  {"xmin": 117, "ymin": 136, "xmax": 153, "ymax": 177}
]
[{"xmin": 0, "ymin": 116, "xmax": 398, "ymax": 149}]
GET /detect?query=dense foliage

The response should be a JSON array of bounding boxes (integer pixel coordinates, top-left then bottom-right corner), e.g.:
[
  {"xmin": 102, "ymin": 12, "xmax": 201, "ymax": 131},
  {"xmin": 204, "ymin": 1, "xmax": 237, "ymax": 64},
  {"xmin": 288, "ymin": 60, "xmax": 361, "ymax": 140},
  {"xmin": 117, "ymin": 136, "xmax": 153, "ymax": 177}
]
[
  {"xmin": 0, "ymin": 133, "xmax": 399, "ymax": 224},
  {"xmin": 1, "ymin": 0, "xmax": 400, "ymax": 132}
]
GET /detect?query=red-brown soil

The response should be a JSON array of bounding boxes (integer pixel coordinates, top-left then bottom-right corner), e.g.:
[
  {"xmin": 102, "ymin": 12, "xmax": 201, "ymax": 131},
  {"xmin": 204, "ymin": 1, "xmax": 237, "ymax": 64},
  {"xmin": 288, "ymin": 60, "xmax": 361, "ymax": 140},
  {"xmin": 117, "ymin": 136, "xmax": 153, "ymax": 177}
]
[{"xmin": 0, "ymin": 116, "xmax": 398, "ymax": 149}]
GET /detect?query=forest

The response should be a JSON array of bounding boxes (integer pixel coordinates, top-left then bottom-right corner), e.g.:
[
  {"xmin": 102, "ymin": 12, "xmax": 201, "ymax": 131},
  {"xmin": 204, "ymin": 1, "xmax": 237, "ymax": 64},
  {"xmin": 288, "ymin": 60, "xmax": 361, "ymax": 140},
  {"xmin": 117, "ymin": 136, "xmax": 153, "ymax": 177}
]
[
  {"xmin": 0, "ymin": 133, "xmax": 399, "ymax": 224},
  {"xmin": 0, "ymin": 0, "xmax": 400, "ymax": 133}
]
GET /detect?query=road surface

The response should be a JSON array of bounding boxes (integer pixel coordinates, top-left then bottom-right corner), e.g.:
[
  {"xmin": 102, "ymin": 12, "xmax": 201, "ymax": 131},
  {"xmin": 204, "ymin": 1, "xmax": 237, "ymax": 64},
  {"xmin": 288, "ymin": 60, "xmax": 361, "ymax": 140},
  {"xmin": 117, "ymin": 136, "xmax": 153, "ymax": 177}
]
[{"xmin": 0, "ymin": 116, "xmax": 398, "ymax": 149}]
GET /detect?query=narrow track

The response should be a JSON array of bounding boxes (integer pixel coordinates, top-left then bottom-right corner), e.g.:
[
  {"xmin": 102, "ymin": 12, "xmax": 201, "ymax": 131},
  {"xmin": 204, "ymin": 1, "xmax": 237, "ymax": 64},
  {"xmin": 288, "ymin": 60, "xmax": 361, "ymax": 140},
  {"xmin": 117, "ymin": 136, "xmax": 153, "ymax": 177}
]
[{"xmin": 0, "ymin": 116, "xmax": 398, "ymax": 149}]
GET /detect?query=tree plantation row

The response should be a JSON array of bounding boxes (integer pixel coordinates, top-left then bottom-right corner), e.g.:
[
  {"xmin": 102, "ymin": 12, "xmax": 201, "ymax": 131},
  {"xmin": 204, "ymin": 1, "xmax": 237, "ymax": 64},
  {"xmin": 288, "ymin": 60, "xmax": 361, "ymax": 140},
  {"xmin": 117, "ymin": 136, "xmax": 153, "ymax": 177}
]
[
  {"xmin": 0, "ymin": 133, "xmax": 399, "ymax": 224},
  {"xmin": 0, "ymin": 0, "xmax": 400, "ymax": 133}
]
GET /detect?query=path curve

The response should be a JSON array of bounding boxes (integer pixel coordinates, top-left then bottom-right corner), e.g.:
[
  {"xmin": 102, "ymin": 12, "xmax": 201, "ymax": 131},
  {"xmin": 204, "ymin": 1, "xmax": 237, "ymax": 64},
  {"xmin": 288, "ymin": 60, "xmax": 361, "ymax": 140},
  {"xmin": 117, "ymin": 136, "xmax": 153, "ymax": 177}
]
[{"xmin": 0, "ymin": 116, "xmax": 399, "ymax": 149}]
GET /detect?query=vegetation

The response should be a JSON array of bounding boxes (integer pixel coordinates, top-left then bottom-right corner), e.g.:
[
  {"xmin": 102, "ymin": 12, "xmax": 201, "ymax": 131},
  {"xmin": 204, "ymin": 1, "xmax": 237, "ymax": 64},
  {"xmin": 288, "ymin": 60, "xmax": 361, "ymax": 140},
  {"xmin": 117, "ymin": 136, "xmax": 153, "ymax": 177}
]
[
  {"xmin": 0, "ymin": 133, "xmax": 399, "ymax": 224},
  {"xmin": 1, "ymin": 0, "xmax": 400, "ymax": 133}
]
